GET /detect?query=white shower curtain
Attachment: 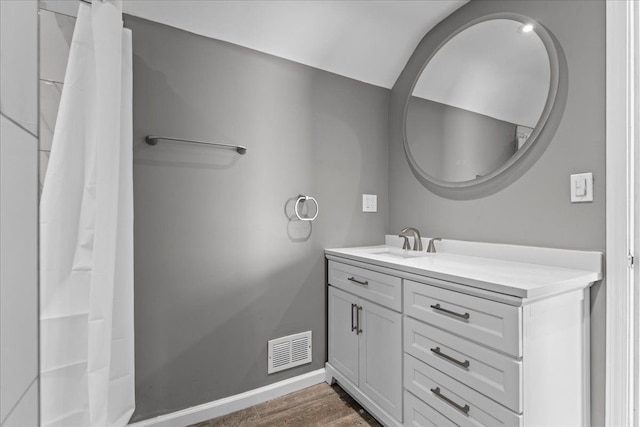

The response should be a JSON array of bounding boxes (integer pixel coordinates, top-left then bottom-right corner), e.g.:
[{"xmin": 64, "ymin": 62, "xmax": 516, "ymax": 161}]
[{"xmin": 40, "ymin": 1, "xmax": 134, "ymax": 426}]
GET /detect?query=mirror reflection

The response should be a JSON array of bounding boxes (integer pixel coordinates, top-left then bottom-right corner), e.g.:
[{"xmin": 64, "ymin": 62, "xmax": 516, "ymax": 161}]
[{"xmin": 406, "ymin": 19, "xmax": 550, "ymax": 183}]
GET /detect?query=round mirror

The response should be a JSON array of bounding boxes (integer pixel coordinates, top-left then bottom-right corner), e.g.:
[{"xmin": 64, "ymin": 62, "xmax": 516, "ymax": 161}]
[
  {"xmin": 393, "ymin": 10, "xmax": 567, "ymax": 199},
  {"xmin": 408, "ymin": 19, "xmax": 549, "ymax": 183}
]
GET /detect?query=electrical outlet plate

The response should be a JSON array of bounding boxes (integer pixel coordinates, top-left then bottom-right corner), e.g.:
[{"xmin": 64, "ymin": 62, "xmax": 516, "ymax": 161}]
[
  {"xmin": 362, "ymin": 194, "xmax": 377, "ymax": 212},
  {"xmin": 570, "ymin": 172, "xmax": 593, "ymax": 203}
]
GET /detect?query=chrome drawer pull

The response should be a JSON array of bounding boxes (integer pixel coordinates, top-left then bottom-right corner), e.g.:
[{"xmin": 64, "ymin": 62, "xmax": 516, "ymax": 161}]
[
  {"xmin": 351, "ymin": 303, "xmax": 357, "ymax": 332},
  {"xmin": 430, "ymin": 303, "xmax": 470, "ymax": 320},
  {"xmin": 348, "ymin": 276, "xmax": 368, "ymax": 286},
  {"xmin": 430, "ymin": 387, "xmax": 470, "ymax": 416},
  {"xmin": 431, "ymin": 347, "xmax": 470, "ymax": 369}
]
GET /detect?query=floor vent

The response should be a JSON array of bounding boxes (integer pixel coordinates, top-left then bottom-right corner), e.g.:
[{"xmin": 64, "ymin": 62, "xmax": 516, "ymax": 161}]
[{"xmin": 268, "ymin": 331, "xmax": 312, "ymax": 374}]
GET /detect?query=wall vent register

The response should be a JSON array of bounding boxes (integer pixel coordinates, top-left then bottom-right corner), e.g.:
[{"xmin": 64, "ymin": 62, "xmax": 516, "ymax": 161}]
[{"xmin": 268, "ymin": 331, "xmax": 312, "ymax": 374}]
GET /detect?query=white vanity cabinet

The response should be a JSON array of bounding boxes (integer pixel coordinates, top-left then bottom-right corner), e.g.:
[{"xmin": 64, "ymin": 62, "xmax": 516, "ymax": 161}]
[
  {"xmin": 403, "ymin": 278, "xmax": 591, "ymax": 427},
  {"xmin": 326, "ymin": 240, "xmax": 601, "ymax": 427},
  {"xmin": 327, "ymin": 261, "xmax": 403, "ymax": 425}
]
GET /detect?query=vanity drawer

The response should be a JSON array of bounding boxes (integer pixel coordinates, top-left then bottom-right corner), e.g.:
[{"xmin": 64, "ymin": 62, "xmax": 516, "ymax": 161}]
[
  {"xmin": 328, "ymin": 261, "xmax": 401, "ymax": 311},
  {"xmin": 404, "ymin": 354, "xmax": 523, "ymax": 427},
  {"xmin": 404, "ymin": 390, "xmax": 456, "ymax": 427},
  {"xmin": 404, "ymin": 317, "xmax": 522, "ymax": 412},
  {"xmin": 404, "ymin": 280, "xmax": 522, "ymax": 356}
]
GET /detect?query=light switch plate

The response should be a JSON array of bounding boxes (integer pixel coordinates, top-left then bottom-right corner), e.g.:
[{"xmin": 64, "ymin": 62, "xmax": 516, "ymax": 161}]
[
  {"xmin": 362, "ymin": 194, "xmax": 377, "ymax": 212},
  {"xmin": 570, "ymin": 173, "xmax": 593, "ymax": 203}
]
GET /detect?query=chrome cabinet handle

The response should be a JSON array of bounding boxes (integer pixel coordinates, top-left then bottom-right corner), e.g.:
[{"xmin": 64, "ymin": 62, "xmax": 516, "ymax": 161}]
[
  {"xmin": 431, "ymin": 347, "xmax": 470, "ymax": 369},
  {"xmin": 348, "ymin": 277, "xmax": 368, "ymax": 286},
  {"xmin": 356, "ymin": 306, "xmax": 363, "ymax": 335},
  {"xmin": 430, "ymin": 387, "xmax": 470, "ymax": 415},
  {"xmin": 430, "ymin": 303, "xmax": 470, "ymax": 320},
  {"xmin": 351, "ymin": 303, "xmax": 357, "ymax": 332}
]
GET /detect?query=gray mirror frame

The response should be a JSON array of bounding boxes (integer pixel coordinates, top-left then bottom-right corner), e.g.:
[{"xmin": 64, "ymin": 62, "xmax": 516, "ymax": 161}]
[{"xmin": 390, "ymin": 6, "xmax": 568, "ymax": 200}]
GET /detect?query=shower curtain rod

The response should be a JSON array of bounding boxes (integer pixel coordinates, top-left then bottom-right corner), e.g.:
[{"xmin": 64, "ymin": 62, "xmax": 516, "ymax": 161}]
[{"xmin": 145, "ymin": 135, "xmax": 248, "ymax": 155}]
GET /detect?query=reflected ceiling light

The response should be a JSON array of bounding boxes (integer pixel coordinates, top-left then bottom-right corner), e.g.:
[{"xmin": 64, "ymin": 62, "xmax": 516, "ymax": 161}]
[{"xmin": 519, "ymin": 23, "xmax": 534, "ymax": 34}]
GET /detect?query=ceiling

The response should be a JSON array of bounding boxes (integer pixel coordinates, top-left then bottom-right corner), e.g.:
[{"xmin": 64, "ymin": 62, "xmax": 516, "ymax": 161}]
[{"xmin": 122, "ymin": 0, "xmax": 468, "ymax": 89}]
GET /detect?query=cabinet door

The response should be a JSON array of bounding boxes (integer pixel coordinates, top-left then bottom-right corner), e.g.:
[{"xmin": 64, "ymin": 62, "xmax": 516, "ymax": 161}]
[
  {"xmin": 328, "ymin": 286, "xmax": 359, "ymax": 385},
  {"xmin": 359, "ymin": 299, "xmax": 403, "ymax": 420}
]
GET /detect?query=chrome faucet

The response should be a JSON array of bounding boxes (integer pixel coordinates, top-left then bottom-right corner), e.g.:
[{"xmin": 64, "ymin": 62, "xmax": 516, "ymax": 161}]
[
  {"xmin": 427, "ymin": 237, "xmax": 442, "ymax": 253},
  {"xmin": 399, "ymin": 227, "xmax": 423, "ymax": 251},
  {"xmin": 399, "ymin": 235, "xmax": 411, "ymax": 250}
]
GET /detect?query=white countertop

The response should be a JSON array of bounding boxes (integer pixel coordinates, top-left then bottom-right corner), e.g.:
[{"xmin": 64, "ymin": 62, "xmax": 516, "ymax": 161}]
[{"xmin": 325, "ymin": 241, "xmax": 603, "ymax": 300}]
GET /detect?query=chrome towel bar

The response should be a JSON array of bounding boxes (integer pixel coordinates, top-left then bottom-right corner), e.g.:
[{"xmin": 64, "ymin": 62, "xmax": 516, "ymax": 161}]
[{"xmin": 145, "ymin": 135, "xmax": 247, "ymax": 155}]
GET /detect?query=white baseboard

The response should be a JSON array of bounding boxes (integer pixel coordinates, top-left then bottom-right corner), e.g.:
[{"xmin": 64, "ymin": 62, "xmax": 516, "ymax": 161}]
[{"xmin": 128, "ymin": 368, "xmax": 326, "ymax": 427}]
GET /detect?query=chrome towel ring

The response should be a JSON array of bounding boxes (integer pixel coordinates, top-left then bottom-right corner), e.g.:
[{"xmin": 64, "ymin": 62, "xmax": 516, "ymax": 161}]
[{"xmin": 294, "ymin": 195, "xmax": 319, "ymax": 221}]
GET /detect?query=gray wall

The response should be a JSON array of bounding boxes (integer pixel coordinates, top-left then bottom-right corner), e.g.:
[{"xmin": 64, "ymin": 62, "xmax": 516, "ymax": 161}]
[
  {"xmin": 406, "ymin": 96, "xmax": 517, "ymax": 182},
  {"xmin": 0, "ymin": 1, "xmax": 39, "ymax": 426},
  {"xmin": 389, "ymin": 0, "xmax": 606, "ymax": 423},
  {"xmin": 124, "ymin": 16, "xmax": 389, "ymax": 422}
]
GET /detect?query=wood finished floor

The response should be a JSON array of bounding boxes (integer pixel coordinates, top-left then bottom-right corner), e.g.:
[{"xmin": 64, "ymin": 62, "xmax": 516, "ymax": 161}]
[{"xmin": 190, "ymin": 383, "xmax": 382, "ymax": 427}]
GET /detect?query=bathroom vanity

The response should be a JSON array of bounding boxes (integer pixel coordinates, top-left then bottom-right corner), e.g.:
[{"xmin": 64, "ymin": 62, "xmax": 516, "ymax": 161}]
[{"xmin": 325, "ymin": 236, "xmax": 602, "ymax": 427}]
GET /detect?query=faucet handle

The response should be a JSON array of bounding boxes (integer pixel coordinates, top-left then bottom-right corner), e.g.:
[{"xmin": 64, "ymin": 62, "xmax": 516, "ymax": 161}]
[
  {"xmin": 398, "ymin": 235, "xmax": 411, "ymax": 250},
  {"xmin": 427, "ymin": 237, "xmax": 442, "ymax": 253}
]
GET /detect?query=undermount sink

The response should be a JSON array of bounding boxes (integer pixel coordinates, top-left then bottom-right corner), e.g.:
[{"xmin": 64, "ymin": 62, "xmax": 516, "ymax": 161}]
[{"xmin": 364, "ymin": 247, "xmax": 431, "ymax": 259}]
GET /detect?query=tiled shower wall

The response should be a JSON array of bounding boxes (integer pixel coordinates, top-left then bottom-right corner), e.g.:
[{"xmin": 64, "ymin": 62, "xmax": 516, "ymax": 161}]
[
  {"xmin": 0, "ymin": 1, "xmax": 39, "ymax": 426},
  {"xmin": 38, "ymin": 1, "xmax": 77, "ymax": 187},
  {"xmin": 33, "ymin": 2, "xmax": 76, "ymax": 422},
  {"xmin": 0, "ymin": 2, "xmax": 76, "ymax": 426}
]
